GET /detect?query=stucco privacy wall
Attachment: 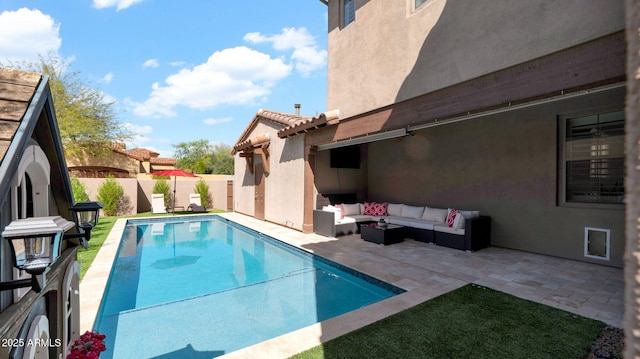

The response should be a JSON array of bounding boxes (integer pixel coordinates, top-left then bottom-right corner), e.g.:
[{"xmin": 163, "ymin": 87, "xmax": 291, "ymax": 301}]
[
  {"xmin": 77, "ymin": 177, "xmax": 230, "ymax": 215},
  {"xmin": 66, "ymin": 150, "xmax": 141, "ymax": 175},
  {"xmin": 234, "ymin": 121, "xmax": 306, "ymax": 230},
  {"xmin": 363, "ymin": 86, "xmax": 625, "ymax": 267},
  {"xmin": 327, "ymin": 0, "xmax": 625, "ymax": 119}
]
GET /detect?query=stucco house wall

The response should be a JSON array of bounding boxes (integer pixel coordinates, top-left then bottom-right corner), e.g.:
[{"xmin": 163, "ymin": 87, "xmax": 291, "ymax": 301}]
[
  {"xmin": 303, "ymin": 0, "xmax": 626, "ymax": 268},
  {"xmin": 67, "ymin": 150, "xmax": 141, "ymax": 176},
  {"xmin": 364, "ymin": 86, "xmax": 625, "ymax": 267},
  {"xmin": 234, "ymin": 120, "xmax": 306, "ymax": 230},
  {"xmin": 265, "ymin": 132, "xmax": 305, "ymax": 229},
  {"xmin": 327, "ymin": 0, "xmax": 625, "ymax": 119}
]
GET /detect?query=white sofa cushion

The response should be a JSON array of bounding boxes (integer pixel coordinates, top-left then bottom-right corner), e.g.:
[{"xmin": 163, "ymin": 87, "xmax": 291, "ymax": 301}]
[
  {"xmin": 388, "ymin": 217, "xmax": 413, "ymax": 227},
  {"xmin": 401, "ymin": 205, "xmax": 425, "ymax": 219},
  {"xmin": 341, "ymin": 203, "xmax": 361, "ymax": 216},
  {"xmin": 422, "ymin": 207, "xmax": 448, "ymax": 222},
  {"xmin": 409, "ymin": 220, "xmax": 441, "ymax": 230},
  {"xmin": 387, "ymin": 203, "xmax": 404, "ymax": 217},
  {"xmin": 340, "ymin": 217, "xmax": 357, "ymax": 224},
  {"xmin": 347, "ymin": 214, "xmax": 375, "ymax": 222},
  {"xmin": 434, "ymin": 224, "xmax": 465, "ymax": 235},
  {"xmin": 322, "ymin": 205, "xmax": 343, "ymax": 224}
]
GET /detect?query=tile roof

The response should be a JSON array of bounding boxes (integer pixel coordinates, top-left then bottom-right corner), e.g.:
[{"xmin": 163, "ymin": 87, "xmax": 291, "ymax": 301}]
[
  {"xmin": 232, "ymin": 109, "xmax": 309, "ymax": 154},
  {"xmin": 111, "ymin": 145, "xmax": 175, "ymax": 165},
  {"xmin": 277, "ymin": 109, "xmax": 340, "ymax": 138},
  {"xmin": 232, "ymin": 108, "xmax": 341, "ymax": 154}
]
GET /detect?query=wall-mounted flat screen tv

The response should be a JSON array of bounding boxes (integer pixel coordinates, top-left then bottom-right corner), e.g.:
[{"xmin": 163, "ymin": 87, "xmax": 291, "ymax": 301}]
[{"xmin": 330, "ymin": 145, "xmax": 360, "ymax": 168}]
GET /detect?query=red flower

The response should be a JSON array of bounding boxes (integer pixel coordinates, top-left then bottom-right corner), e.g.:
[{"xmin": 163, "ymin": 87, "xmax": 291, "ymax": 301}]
[{"xmin": 67, "ymin": 331, "xmax": 107, "ymax": 359}]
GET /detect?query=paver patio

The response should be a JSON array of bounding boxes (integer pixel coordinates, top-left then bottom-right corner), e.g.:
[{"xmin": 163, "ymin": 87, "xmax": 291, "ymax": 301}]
[{"xmin": 81, "ymin": 212, "xmax": 623, "ymax": 359}]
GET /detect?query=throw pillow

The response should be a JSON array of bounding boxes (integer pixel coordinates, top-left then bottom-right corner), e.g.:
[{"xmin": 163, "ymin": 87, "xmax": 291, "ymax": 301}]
[
  {"xmin": 446, "ymin": 208, "xmax": 459, "ymax": 228},
  {"xmin": 372, "ymin": 202, "xmax": 388, "ymax": 216},
  {"xmin": 335, "ymin": 204, "xmax": 345, "ymax": 219},
  {"xmin": 363, "ymin": 202, "xmax": 376, "ymax": 215},
  {"xmin": 452, "ymin": 212, "xmax": 465, "ymax": 229}
]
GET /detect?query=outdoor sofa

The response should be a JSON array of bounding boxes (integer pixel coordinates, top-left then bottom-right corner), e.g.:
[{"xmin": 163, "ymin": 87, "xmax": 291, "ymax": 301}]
[{"xmin": 313, "ymin": 201, "xmax": 491, "ymax": 252}]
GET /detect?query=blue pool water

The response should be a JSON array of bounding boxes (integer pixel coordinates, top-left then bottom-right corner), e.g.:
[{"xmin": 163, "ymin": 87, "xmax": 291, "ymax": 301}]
[{"xmin": 95, "ymin": 215, "xmax": 404, "ymax": 358}]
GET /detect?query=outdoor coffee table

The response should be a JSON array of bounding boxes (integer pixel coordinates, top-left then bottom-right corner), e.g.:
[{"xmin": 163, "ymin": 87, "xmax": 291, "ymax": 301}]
[{"xmin": 361, "ymin": 223, "xmax": 405, "ymax": 245}]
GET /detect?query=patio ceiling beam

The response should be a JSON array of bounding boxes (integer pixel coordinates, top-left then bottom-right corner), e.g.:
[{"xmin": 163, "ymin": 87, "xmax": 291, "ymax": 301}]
[{"xmin": 316, "ymin": 128, "xmax": 407, "ymax": 151}]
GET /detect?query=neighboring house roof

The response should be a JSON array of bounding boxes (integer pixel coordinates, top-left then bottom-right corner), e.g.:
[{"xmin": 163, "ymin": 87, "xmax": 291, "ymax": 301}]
[
  {"xmin": 67, "ymin": 144, "xmax": 176, "ymax": 177},
  {"xmin": 0, "ymin": 67, "xmax": 74, "ymax": 215}
]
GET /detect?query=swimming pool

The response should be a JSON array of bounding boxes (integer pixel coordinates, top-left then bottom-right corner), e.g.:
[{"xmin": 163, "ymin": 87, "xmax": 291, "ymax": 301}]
[{"xmin": 94, "ymin": 215, "xmax": 404, "ymax": 358}]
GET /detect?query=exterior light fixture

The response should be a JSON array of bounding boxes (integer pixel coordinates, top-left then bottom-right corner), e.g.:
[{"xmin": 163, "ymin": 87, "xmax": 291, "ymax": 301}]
[
  {"xmin": 68, "ymin": 201, "xmax": 103, "ymax": 248},
  {"xmin": 1, "ymin": 216, "xmax": 75, "ymax": 292}
]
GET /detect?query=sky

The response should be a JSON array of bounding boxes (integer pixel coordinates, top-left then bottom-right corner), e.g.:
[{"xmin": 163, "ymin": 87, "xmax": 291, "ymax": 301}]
[{"xmin": 0, "ymin": 0, "xmax": 328, "ymax": 158}]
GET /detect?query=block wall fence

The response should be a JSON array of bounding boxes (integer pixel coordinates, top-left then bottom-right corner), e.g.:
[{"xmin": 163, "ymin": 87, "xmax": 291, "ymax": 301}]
[{"xmin": 75, "ymin": 177, "xmax": 232, "ymax": 216}]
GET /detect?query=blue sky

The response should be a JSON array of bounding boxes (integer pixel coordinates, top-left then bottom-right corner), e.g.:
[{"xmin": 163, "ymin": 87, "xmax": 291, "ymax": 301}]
[{"xmin": 0, "ymin": 1, "xmax": 328, "ymax": 158}]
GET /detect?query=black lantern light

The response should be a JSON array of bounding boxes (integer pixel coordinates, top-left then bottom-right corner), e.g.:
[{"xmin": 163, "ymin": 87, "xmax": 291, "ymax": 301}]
[
  {"xmin": 1, "ymin": 216, "xmax": 75, "ymax": 292},
  {"xmin": 68, "ymin": 201, "xmax": 103, "ymax": 247}
]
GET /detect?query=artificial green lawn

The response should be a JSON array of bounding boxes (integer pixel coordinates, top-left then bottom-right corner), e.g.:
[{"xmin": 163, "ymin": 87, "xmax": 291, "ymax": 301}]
[
  {"xmin": 77, "ymin": 210, "xmax": 223, "ymax": 279},
  {"xmin": 291, "ymin": 284, "xmax": 604, "ymax": 359}
]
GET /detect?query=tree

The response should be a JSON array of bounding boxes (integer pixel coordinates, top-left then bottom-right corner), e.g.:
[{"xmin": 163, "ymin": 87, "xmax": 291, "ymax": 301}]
[
  {"xmin": 194, "ymin": 179, "xmax": 210, "ymax": 208},
  {"xmin": 210, "ymin": 143, "xmax": 234, "ymax": 175},
  {"xmin": 70, "ymin": 177, "xmax": 90, "ymax": 202},
  {"xmin": 173, "ymin": 140, "xmax": 234, "ymax": 174},
  {"xmin": 6, "ymin": 54, "xmax": 131, "ymax": 158},
  {"xmin": 96, "ymin": 175, "xmax": 124, "ymax": 216},
  {"xmin": 152, "ymin": 178, "xmax": 172, "ymax": 209}
]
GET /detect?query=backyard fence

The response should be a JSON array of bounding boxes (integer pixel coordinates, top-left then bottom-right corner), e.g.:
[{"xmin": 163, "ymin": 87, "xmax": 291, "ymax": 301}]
[{"xmin": 75, "ymin": 176, "xmax": 232, "ymax": 216}]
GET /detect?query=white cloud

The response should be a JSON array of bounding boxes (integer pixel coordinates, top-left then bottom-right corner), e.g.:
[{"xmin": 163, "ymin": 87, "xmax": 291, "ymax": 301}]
[
  {"xmin": 142, "ymin": 58, "xmax": 159, "ymax": 68},
  {"xmin": 122, "ymin": 122, "xmax": 153, "ymax": 148},
  {"xmin": 244, "ymin": 27, "xmax": 327, "ymax": 77},
  {"xmin": 0, "ymin": 8, "xmax": 62, "ymax": 63},
  {"xmin": 131, "ymin": 46, "xmax": 292, "ymax": 118},
  {"xmin": 203, "ymin": 117, "xmax": 232, "ymax": 125},
  {"xmin": 92, "ymin": 0, "xmax": 144, "ymax": 11},
  {"xmin": 103, "ymin": 72, "xmax": 114, "ymax": 83}
]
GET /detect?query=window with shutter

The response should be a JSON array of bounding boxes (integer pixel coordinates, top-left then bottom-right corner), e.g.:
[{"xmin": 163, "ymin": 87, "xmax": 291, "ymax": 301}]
[
  {"xmin": 562, "ymin": 110, "xmax": 625, "ymax": 206},
  {"xmin": 343, "ymin": 0, "xmax": 355, "ymax": 27}
]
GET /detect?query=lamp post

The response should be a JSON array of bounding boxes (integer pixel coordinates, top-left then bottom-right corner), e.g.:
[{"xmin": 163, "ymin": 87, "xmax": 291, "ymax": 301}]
[
  {"xmin": 68, "ymin": 201, "xmax": 103, "ymax": 248},
  {"xmin": 0, "ymin": 216, "xmax": 75, "ymax": 292}
]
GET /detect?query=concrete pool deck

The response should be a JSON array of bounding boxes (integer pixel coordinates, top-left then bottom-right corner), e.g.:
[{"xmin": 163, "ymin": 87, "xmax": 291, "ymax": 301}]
[{"xmin": 80, "ymin": 212, "xmax": 624, "ymax": 358}]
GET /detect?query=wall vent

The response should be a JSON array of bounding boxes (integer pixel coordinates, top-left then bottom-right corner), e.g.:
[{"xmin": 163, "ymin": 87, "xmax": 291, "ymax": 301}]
[{"xmin": 584, "ymin": 227, "xmax": 610, "ymax": 260}]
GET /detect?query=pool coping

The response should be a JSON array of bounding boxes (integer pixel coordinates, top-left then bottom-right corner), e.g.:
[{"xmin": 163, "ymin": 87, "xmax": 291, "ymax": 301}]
[{"xmin": 79, "ymin": 213, "xmax": 455, "ymax": 358}]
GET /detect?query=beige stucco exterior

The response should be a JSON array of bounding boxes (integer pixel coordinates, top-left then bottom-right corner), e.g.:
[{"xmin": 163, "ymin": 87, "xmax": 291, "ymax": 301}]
[
  {"xmin": 306, "ymin": 0, "xmax": 627, "ymax": 268},
  {"xmin": 66, "ymin": 149, "xmax": 142, "ymax": 176},
  {"xmin": 327, "ymin": 0, "xmax": 625, "ymax": 119},
  {"xmin": 234, "ymin": 119, "xmax": 307, "ymax": 231}
]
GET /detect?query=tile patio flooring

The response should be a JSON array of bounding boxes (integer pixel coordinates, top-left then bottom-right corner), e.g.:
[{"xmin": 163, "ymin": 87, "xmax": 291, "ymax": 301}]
[{"xmin": 80, "ymin": 212, "xmax": 624, "ymax": 359}]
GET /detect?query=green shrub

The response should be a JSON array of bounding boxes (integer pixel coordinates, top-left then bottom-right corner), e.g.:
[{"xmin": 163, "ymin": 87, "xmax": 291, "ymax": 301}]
[
  {"xmin": 194, "ymin": 179, "xmax": 210, "ymax": 208},
  {"xmin": 71, "ymin": 177, "xmax": 90, "ymax": 202},
  {"xmin": 153, "ymin": 178, "xmax": 172, "ymax": 208},
  {"xmin": 96, "ymin": 175, "xmax": 124, "ymax": 216}
]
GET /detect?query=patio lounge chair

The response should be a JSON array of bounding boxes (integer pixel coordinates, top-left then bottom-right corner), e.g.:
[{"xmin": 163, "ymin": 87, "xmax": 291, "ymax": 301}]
[
  {"xmin": 187, "ymin": 194, "xmax": 206, "ymax": 213},
  {"xmin": 151, "ymin": 194, "xmax": 167, "ymax": 214}
]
